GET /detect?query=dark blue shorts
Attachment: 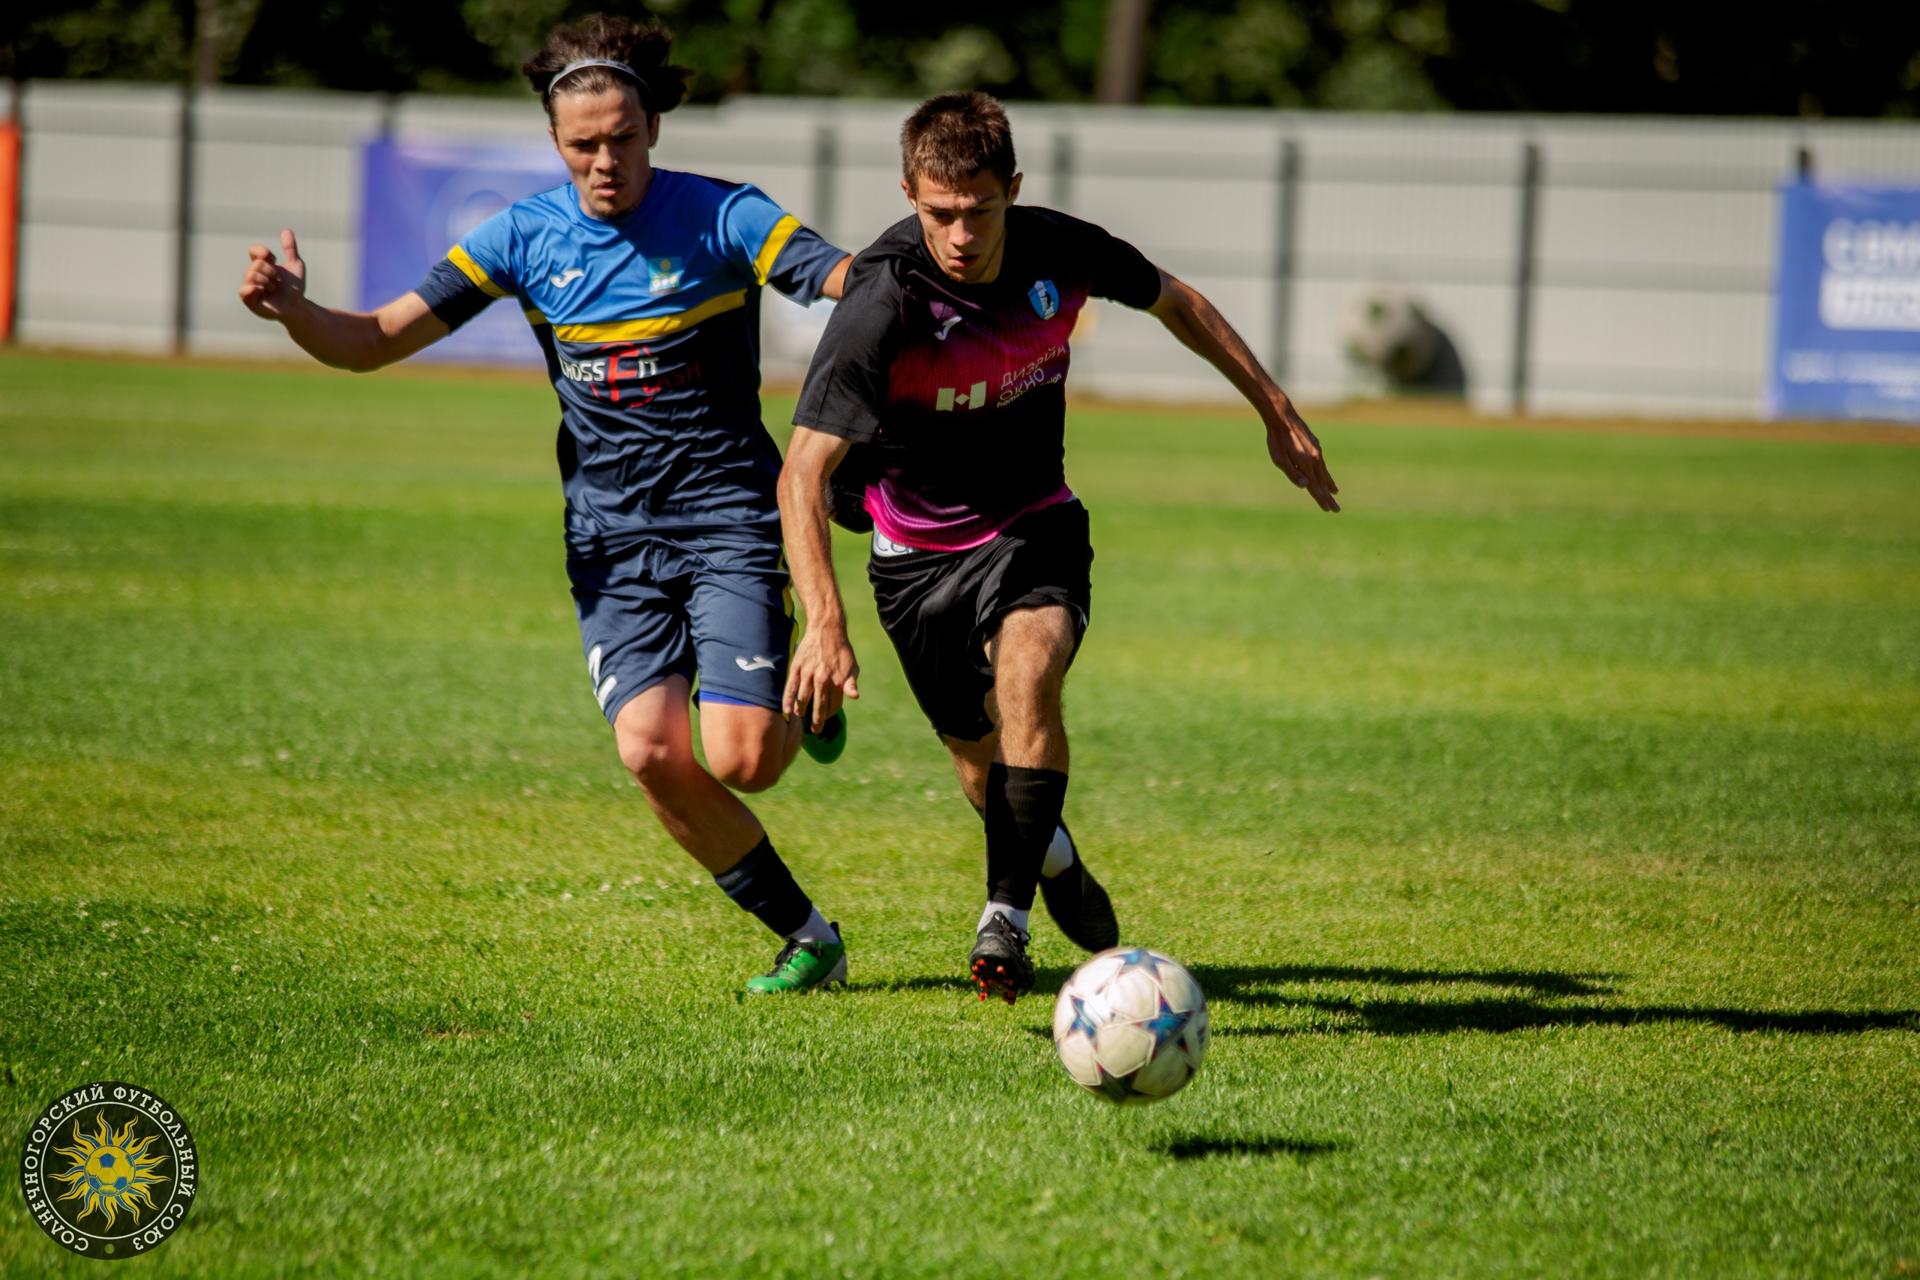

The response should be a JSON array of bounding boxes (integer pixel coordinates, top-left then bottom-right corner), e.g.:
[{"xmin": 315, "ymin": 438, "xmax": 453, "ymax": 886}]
[{"xmin": 567, "ymin": 533, "xmax": 793, "ymax": 724}]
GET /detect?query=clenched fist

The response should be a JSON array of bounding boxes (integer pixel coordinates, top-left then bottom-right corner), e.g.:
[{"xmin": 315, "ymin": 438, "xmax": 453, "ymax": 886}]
[{"xmin": 238, "ymin": 228, "xmax": 307, "ymax": 320}]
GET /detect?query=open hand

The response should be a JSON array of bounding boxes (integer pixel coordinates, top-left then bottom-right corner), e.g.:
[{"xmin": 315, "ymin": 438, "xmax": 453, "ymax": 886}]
[
  {"xmin": 783, "ymin": 625, "xmax": 860, "ymax": 734},
  {"xmin": 1266, "ymin": 400, "xmax": 1340, "ymax": 512},
  {"xmin": 238, "ymin": 229, "xmax": 307, "ymax": 320}
]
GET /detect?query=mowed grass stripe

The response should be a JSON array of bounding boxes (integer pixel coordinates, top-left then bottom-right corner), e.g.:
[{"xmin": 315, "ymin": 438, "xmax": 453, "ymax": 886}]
[{"xmin": 2, "ymin": 352, "xmax": 1916, "ymax": 1278}]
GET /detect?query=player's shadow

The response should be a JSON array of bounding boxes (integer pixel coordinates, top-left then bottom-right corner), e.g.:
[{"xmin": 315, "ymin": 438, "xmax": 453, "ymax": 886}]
[
  {"xmin": 862, "ymin": 969, "xmax": 1080, "ymax": 997},
  {"xmin": 1189, "ymin": 964, "xmax": 1920, "ymax": 1038},
  {"xmin": 865, "ymin": 964, "xmax": 1919, "ymax": 1039}
]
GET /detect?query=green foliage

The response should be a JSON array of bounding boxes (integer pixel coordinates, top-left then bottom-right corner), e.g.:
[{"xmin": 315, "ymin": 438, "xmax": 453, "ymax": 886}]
[
  {"xmin": 460, "ymin": 0, "xmax": 573, "ymax": 78},
  {"xmin": 1321, "ymin": 41, "xmax": 1448, "ymax": 111},
  {"xmin": 1150, "ymin": 1, "xmax": 1313, "ymax": 108},
  {"xmin": 4, "ymin": 0, "xmax": 1915, "ymax": 115},
  {"xmin": 760, "ymin": 0, "xmax": 865, "ymax": 97},
  {"xmin": 1, "ymin": 351, "xmax": 1917, "ymax": 1275},
  {"xmin": 2, "ymin": 0, "xmax": 190, "ymax": 81},
  {"xmin": 912, "ymin": 27, "xmax": 1019, "ymax": 96}
]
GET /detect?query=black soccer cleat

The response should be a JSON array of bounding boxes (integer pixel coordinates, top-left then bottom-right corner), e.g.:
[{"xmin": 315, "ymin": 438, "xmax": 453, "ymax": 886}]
[
  {"xmin": 968, "ymin": 912, "xmax": 1035, "ymax": 1006},
  {"xmin": 1038, "ymin": 853, "xmax": 1120, "ymax": 953}
]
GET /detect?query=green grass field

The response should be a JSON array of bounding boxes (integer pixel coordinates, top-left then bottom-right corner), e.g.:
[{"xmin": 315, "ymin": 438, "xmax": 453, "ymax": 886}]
[{"xmin": 2, "ymin": 350, "xmax": 1917, "ymax": 1277}]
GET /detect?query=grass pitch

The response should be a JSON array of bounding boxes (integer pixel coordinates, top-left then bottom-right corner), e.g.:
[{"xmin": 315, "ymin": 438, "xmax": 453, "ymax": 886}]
[{"xmin": 2, "ymin": 351, "xmax": 1917, "ymax": 1277}]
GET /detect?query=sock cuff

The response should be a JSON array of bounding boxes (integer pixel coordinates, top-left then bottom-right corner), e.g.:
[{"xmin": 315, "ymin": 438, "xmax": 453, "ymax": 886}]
[{"xmin": 712, "ymin": 835, "xmax": 777, "ymax": 891}]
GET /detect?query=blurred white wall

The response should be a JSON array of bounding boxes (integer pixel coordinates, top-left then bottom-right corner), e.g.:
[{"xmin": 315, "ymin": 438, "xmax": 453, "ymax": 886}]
[{"xmin": 8, "ymin": 83, "xmax": 1920, "ymax": 417}]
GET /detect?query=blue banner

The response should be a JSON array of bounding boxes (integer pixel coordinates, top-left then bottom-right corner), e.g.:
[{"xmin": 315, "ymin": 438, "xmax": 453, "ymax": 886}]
[
  {"xmin": 358, "ymin": 138, "xmax": 567, "ymax": 365},
  {"xmin": 1770, "ymin": 183, "xmax": 1920, "ymax": 422}
]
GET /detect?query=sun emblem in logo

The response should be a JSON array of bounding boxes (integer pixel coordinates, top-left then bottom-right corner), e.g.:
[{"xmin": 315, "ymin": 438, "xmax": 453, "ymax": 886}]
[
  {"xmin": 648, "ymin": 256, "xmax": 684, "ymax": 294},
  {"xmin": 51, "ymin": 1114, "xmax": 169, "ymax": 1230}
]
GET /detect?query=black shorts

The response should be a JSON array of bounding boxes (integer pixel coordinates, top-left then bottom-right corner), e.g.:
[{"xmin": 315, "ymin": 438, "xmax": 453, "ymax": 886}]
[{"xmin": 867, "ymin": 500, "xmax": 1092, "ymax": 741}]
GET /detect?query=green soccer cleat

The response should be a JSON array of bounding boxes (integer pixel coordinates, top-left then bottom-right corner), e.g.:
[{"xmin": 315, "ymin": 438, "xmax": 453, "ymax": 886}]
[
  {"xmin": 801, "ymin": 709, "xmax": 848, "ymax": 765},
  {"xmin": 744, "ymin": 928, "xmax": 847, "ymax": 995}
]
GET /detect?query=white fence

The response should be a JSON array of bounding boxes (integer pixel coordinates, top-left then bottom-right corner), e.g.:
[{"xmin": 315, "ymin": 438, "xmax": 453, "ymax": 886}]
[{"xmin": 8, "ymin": 81, "xmax": 1920, "ymax": 416}]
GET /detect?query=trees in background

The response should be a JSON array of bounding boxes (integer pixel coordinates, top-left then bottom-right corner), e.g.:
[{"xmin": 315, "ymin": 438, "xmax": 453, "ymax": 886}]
[{"xmin": 3, "ymin": 0, "xmax": 1916, "ymax": 118}]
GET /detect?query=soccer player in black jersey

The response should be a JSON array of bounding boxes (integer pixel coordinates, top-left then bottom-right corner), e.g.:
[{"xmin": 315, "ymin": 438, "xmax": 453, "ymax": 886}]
[{"xmin": 779, "ymin": 91, "xmax": 1339, "ymax": 1005}]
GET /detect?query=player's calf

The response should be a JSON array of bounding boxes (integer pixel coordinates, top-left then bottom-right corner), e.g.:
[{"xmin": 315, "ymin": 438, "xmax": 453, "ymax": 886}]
[{"xmin": 1037, "ymin": 823, "xmax": 1119, "ymax": 953}]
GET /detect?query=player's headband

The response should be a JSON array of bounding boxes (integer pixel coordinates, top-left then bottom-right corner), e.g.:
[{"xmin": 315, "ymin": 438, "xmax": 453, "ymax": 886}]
[{"xmin": 544, "ymin": 58, "xmax": 650, "ymax": 109}]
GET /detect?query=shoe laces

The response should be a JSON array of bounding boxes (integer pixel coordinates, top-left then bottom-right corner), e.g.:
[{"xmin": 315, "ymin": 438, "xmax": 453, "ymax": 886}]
[
  {"xmin": 982, "ymin": 913, "xmax": 1030, "ymax": 947},
  {"xmin": 765, "ymin": 939, "xmax": 805, "ymax": 975}
]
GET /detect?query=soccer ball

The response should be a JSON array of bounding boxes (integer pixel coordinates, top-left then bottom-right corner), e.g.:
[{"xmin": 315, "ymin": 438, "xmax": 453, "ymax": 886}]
[
  {"xmin": 1340, "ymin": 285, "xmax": 1441, "ymax": 385},
  {"xmin": 1052, "ymin": 947, "xmax": 1209, "ymax": 1105}
]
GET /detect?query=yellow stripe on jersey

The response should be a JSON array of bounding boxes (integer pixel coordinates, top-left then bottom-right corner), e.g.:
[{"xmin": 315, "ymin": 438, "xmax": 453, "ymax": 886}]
[
  {"xmin": 447, "ymin": 245, "xmax": 510, "ymax": 299},
  {"xmin": 523, "ymin": 307, "xmax": 548, "ymax": 327},
  {"xmin": 552, "ymin": 289, "xmax": 748, "ymax": 343},
  {"xmin": 752, "ymin": 215, "xmax": 801, "ymax": 287}
]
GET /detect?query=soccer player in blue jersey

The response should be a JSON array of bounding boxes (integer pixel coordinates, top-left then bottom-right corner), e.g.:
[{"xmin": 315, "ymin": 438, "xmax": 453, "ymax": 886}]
[
  {"xmin": 780, "ymin": 92, "xmax": 1338, "ymax": 1004},
  {"xmin": 238, "ymin": 15, "xmax": 855, "ymax": 995}
]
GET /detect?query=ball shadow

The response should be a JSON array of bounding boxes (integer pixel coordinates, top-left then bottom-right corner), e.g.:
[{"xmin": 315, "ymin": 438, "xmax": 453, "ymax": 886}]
[{"xmin": 1152, "ymin": 1135, "xmax": 1345, "ymax": 1162}]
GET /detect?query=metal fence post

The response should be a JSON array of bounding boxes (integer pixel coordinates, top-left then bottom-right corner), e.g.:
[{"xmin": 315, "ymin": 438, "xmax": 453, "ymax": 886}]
[
  {"xmin": 1511, "ymin": 139, "xmax": 1541, "ymax": 414},
  {"xmin": 1271, "ymin": 136, "xmax": 1300, "ymax": 384},
  {"xmin": 172, "ymin": 83, "xmax": 196, "ymax": 355},
  {"xmin": 1051, "ymin": 129, "xmax": 1074, "ymax": 212},
  {"xmin": 812, "ymin": 122, "xmax": 837, "ymax": 243}
]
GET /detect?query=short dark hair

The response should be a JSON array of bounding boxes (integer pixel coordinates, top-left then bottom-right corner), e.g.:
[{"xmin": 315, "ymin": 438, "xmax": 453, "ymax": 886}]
[
  {"xmin": 522, "ymin": 14, "xmax": 691, "ymax": 125},
  {"xmin": 900, "ymin": 91, "xmax": 1017, "ymax": 193}
]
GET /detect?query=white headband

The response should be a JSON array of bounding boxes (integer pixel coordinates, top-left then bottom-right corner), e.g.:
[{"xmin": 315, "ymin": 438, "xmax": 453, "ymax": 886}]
[{"xmin": 547, "ymin": 58, "xmax": 644, "ymax": 100}]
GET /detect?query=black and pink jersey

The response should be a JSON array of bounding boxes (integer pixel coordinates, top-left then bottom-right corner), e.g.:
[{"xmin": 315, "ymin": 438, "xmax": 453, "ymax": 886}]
[{"xmin": 794, "ymin": 207, "xmax": 1161, "ymax": 550}]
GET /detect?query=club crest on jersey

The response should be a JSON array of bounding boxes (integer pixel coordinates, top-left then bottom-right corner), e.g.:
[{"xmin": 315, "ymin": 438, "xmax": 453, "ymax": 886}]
[
  {"xmin": 1028, "ymin": 278, "xmax": 1060, "ymax": 320},
  {"xmin": 936, "ymin": 382, "xmax": 988, "ymax": 411},
  {"xmin": 648, "ymin": 257, "xmax": 684, "ymax": 295}
]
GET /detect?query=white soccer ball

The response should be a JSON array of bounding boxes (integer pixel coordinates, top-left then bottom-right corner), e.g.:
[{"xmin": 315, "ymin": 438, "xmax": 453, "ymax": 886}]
[
  {"xmin": 1052, "ymin": 947, "xmax": 1209, "ymax": 1105},
  {"xmin": 1340, "ymin": 285, "xmax": 1440, "ymax": 384}
]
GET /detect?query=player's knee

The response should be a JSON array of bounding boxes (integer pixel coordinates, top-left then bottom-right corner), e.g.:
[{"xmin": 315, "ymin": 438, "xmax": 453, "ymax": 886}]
[
  {"xmin": 708, "ymin": 737, "xmax": 785, "ymax": 793},
  {"xmin": 993, "ymin": 666, "xmax": 1065, "ymax": 726},
  {"xmin": 617, "ymin": 733, "xmax": 688, "ymax": 793},
  {"xmin": 992, "ymin": 643, "xmax": 1072, "ymax": 707}
]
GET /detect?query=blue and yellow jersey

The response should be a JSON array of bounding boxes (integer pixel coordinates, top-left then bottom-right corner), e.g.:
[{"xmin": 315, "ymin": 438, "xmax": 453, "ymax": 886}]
[{"xmin": 415, "ymin": 169, "xmax": 846, "ymax": 552}]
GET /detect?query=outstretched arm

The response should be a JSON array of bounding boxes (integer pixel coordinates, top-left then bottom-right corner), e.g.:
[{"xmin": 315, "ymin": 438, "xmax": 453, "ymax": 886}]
[
  {"xmin": 1147, "ymin": 269, "xmax": 1339, "ymax": 512},
  {"xmin": 777, "ymin": 426, "xmax": 861, "ymax": 731},
  {"xmin": 819, "ymin": 255, "xmax": 853, "ymax": 301},
  {"xmin": 239, "ymin": 229, "xmax": 449, "ymax": 372}
]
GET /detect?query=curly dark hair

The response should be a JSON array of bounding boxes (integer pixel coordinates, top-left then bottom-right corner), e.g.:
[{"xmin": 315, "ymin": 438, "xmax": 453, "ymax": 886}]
[
  {"xmin": 521, "ymin": 14, "xmax": 691, "ymax": 123},
  {"xmin": 900, "ymin": 91, "xmax": 1017, "ymax": 193}
]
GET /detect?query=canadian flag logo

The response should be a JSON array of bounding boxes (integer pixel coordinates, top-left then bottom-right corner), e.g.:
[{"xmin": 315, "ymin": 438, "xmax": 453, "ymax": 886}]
[{"xmin": 936, "ymin": 381, "xmax": 988, "ymax": 411}]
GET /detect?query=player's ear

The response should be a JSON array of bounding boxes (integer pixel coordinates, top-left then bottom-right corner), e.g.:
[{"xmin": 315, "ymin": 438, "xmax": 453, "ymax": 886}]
[
  {"xmin": 1006, "ymin": 173, "xmax": 1023, "ymax": 205},
  {"xmin": 646, "ymin": 112, "xmax": 661, "ymax": 148},
  {"xmin": 901, "ymin": 177, "xmax": 914, "ymax": 208}
]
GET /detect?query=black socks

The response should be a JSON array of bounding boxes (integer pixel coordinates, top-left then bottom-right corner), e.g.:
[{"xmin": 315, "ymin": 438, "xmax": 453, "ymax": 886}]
[
  {"xmin": 713, "ymin": 836, "xmax": 811, "ymax": 938},
  {"xmin": 983, "ymin": 763, "xmax": 1070, "ymax": 910}
]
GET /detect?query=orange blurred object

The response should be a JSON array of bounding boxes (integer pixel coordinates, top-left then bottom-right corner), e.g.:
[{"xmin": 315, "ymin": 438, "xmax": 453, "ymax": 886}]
[{"xmin": 0, "ymin": 122, "xmax": 17, "ymax": 343}]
